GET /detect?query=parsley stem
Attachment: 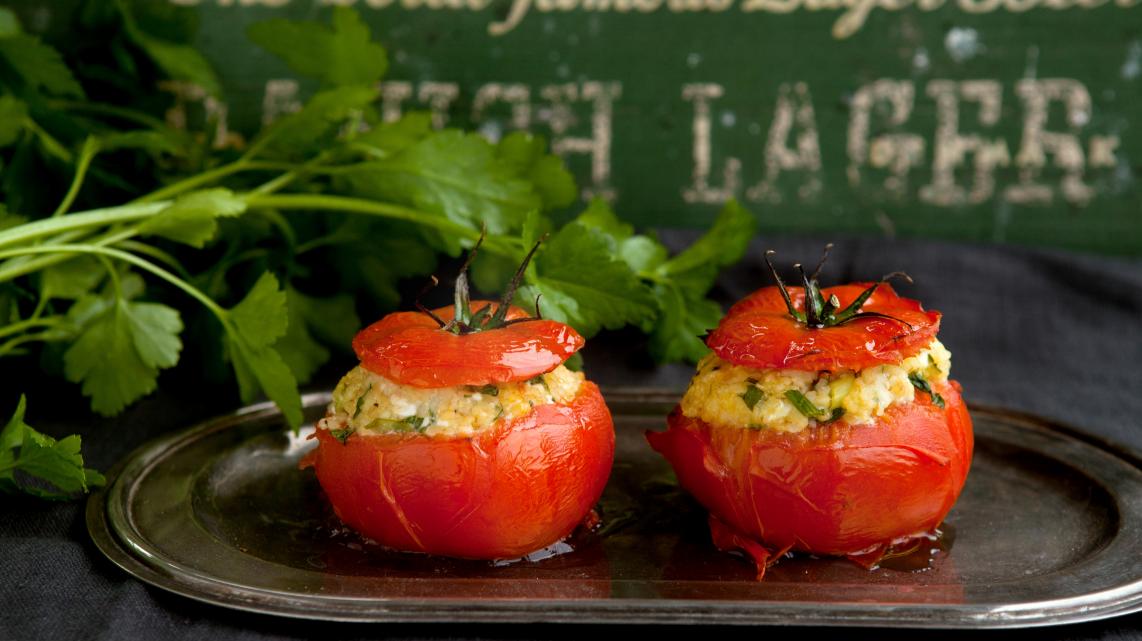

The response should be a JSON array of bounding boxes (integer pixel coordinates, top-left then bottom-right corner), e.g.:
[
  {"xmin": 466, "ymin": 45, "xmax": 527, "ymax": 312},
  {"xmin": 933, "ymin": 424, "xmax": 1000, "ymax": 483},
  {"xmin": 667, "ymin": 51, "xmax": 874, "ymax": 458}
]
[
  {"xmin": 0, "ymin": 317, "xmax": 65, "ymax": 341},
  {"xmin": 0, "ymin": 228, "xmax": 137, "ymax": 282},
  {"xmin": 246, "ymin": 193, "xmax": 521, "ymax": 257},
  {"xmin": 52, "ymin": 137, "xmax": 101, "ymax": 218},
  {"xmin": 0, "ymin": 245, "xmax": 229, "ymax": 319},
  {"xmin": 0, "ymin": 330, "xmax": 68, "ymax": 358},
  {"xmin": 135, "ymin": 160, "xmax": 253, "ymax": 204},
  {"xmin": 0, "ymin": 202, "xmax": 166, "ymax": 250}
]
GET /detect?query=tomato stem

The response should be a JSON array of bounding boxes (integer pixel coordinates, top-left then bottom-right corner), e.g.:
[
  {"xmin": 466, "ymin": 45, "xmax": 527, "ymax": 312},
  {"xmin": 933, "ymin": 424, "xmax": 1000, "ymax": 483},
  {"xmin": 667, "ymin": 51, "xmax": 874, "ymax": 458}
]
[{"xmin": 765, "ymin": 245, "xmax": 916, "ymax": 330}]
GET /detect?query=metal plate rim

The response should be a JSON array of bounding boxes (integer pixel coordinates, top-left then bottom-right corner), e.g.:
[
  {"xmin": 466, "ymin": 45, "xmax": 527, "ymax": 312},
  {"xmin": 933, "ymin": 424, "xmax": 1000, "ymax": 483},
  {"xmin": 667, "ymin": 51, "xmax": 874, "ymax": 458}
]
[{"xmin": 87, "ymin": 389, "xmax": 1142, "ymax": 628}]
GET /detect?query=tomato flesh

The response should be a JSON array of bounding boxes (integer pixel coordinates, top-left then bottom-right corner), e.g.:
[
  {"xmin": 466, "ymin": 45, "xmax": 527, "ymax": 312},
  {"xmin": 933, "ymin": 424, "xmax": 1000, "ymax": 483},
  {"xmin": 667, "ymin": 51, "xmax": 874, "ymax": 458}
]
[
  {"xmin": 352, "ymin": 302, "xmax": 584, "ymax": 388},
  {"xmin": 646, "ymin": 381, "xmax": 973, "ymax": 563},
  {"xmin": 708, "ymin": 283, "xmax": 941, "ymax": 371},
  {"xmin": 311, "ymin": 382, "xmax": 615, "ymax": 559}
]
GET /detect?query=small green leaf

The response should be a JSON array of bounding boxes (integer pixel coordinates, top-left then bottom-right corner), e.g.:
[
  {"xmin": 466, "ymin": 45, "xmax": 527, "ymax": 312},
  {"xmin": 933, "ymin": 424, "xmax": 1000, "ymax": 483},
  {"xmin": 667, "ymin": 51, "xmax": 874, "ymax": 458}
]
[
  {"xmin": 247, "ymin": 7, "xmax": 388, "ymax": 88},
  {"xmin": 138, "ymin": 188, "xmax": 247, "ymax": 248},
  {"xmin": 740, "ymin": 384, "xmax": 765, "ymax": 411},
  {"xmin": 41, "ymin": 256, "xmax": 104, "ymax": 300},
  {"xmin": 223, "ymin": 272, "xmax": 301, "ymax": 428},
  {"xmin": 465, "ymin": 384, "xmax": 499, "ymax": 396},
  {"xmin": 519, "ymin": 222, "xmax": 657, "ymax": 337},
  {"xmin": 330, "ymin": 428, "xmax": 353, "ymax": 444},
  {"xmin": 342, "ymin": 129, "xmax": 542, "ymax": 235},
  {"xmin": 0, "ymin": 35, "xmax": 84, "ymax": 97},
  {"xmin": 0, "ymin": 96, "xmax": 27, "ymax": 148},
  {"xmin": 364, "ymin": 415, "xmax": 428, "ymax": 434},
  {"xmin": 353, "ymin": 112, "xmax": 433, "ymax": 157},
  {"xmin": 496, "ymin": 131, "xmax": 576, "ymax": 210},
  {"xmin": 275, "ymin": 287, "xmax": 360, "ymax": 384},
  {"xmin": 648, "ymin": 284, "xmax": 721, "ymax": 364},
  {"xmin": 0, "ymin": 396, "xmax": 104, "ymax": 500},
  {"xmin": 908, "ymin": 373, "xmax": 946, "ymax": 409},
  {"xmin": 352, "ymin": 384, "xmax": 372, "ymax": 419},
  {"xmin": 784, "ymin": 390, "xmax": 829, "ymax": 420},
  {"xmin": 0, "ymin": 7, "xmax": 21, "ymax": 37},
  {"xmin": 657, "ymin": 199, "xmax": 756, "ymax": 298},
  {"xmin": 63, "ymin": 296, "xmax": 183, "ymax": 416},
  {"xmin": 253, "ymin": 85, "xmax": 379, "ymax": 159}
]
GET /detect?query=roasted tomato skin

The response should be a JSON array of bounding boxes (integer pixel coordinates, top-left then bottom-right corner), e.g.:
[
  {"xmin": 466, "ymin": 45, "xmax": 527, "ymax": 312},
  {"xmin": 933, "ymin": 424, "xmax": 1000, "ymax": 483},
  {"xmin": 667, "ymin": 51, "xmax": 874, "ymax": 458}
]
[
  {"xmin": 709, "ymin": 284, "xmax": 941, "ymax": 372},
  {"xmin": 352, "ymin": 302, "xmax": 584, "ymax": 388},
  {"xmin": 311, "ymin": 382, "xmax": 614, "ymax": 559},
  {"xmin": 646, "ymin": 381, "xmax": 973, "ymax": 557}
]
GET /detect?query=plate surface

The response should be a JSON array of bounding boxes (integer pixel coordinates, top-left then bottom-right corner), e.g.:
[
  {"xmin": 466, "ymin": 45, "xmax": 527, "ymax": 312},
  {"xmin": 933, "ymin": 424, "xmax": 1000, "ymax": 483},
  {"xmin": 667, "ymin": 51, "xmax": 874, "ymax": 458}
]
[{"xmin": 88, "ymin": 390, "xmax": 1142, "ymax": 627}]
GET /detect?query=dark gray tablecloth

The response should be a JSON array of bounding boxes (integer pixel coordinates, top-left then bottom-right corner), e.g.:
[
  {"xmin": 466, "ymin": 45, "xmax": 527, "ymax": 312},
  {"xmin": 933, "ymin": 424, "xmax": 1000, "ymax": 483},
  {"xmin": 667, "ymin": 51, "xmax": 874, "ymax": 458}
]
[{"xmin": 3, "ymin": 233, "xmax": 1141, "ymax": 641}]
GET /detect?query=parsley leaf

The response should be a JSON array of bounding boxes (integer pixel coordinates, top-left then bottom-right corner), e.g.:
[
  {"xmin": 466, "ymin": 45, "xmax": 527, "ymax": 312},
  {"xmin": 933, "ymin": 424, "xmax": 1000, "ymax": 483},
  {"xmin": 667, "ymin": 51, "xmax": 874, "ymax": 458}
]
[
  {"xmin": 649, "ymin": 284, "xmax": 721, "ymax": 363},
  {"xmin": 0, "ymin": 396, "xmax": 104, "ymax": 499},
  {"xmin": 909, "ymin": 373, "xmax": 946, "ymax": 409},
  {"xmin": 0, "ymin": 34, "xmax": 84, "ymax": 98},
  {"xmin": 0, "ymin": 96, "xmax": 27, "ymax": 148},
  {"xmin": 63, "ymin": 288, "xmax": 183, "ymax": 416},
  {"xmin": 276, "ymin": 287, "xmax": 359, "ymax": 384},
  {"xmin": 657, "ymin": 199, "xmax": 755, "ymax": 298},
  {"xmin": 519, "ymin": 221, "xmax": 657, "ymax": 337},
  {"xmin": 740, "ymin": 383, "xmax": 765, "ymax": 411},
  {"xmin": 252, "ymin": 85, "xmax": 379, "ymax": 159},
  {"xmin": 496, "ymin": 132, "xmax": 577, "ymax": 210},
  {"xmin": 222, "ymin": 272, "xmax": 302, "ymax": 428},
  {"xmin": 247, "ymin": 7, "xmax": 388, "ymax": 88},
  {"xmin": 342, "ymin": 129, "xmax": 541, "ymax": 235},
  {"xmin": 138, "ymin": 189, "xmax": 247, "ymax": 248}
]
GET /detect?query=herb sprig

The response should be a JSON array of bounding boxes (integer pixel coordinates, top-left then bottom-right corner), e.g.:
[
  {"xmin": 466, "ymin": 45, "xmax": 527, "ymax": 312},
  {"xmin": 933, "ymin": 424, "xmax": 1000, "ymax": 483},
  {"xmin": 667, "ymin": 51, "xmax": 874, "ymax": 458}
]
[{"xmin": 0, "ymin": 6, "xmax": 755, "ymax": 498}]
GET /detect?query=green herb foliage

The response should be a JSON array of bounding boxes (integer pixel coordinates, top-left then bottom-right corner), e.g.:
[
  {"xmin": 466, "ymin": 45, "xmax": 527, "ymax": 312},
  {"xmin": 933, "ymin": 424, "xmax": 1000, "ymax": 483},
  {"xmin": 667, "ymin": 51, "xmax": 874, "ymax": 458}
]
[
  {"xmin": 0, "ymin": 396, "xmax": 104, "ymax": 499},
  {"xmin": 784, "ymin": 390, "xmax": 845, "ymax": 423},
  {"xmin": 0, "ymin": 6, "xmax": 754, "ymax": 499},
  {"xmin": 908, "ymin": 373, "xmax": 946, "ymax": 409},
  {"xmin": 740, "ymin": 384, "xmax": 765, "ymax": 411}
]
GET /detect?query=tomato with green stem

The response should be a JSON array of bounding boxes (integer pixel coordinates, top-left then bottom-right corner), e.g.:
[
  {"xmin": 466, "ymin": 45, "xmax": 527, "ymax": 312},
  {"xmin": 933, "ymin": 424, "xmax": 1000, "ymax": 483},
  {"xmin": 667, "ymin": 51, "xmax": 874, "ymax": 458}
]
[
  {"xmin": 306, "ymin": 235, "xmax": 614, "ymax": 560},
  {"xmin": 647, "ymin": 245, "xmax": 973, "ymax": 578}
]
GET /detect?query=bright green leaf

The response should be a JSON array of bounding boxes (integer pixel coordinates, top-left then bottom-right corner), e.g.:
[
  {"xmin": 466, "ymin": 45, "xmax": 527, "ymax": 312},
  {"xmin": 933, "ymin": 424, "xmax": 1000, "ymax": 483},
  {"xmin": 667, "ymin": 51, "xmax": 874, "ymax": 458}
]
[
  {"xmin": 353, "ymin": 112, "xmax": 433, "ymax": 157},
  {"xmin": 138, "ymin": 188, "xmax": 246, "ymax": 248},
  {"xmin": 276, "ymin": 287, "xmax": 359, "ymax": 384},
  {"xmin": 253, "ymin": 85, "xmax": 379, "ymax": 159},
  {"xmin": 63, "ymin": 298, "xmax": 184, "ymax": 416},
  {"xmin": 496, "ymin": 132, "xmax": 576, "ymax": 210},
  {"xmin": 520, "ymin": 222, "xmax": 657, "ymax": 337},
  {"xmin": 223, "ymin": 272, "xmax": 301, "ymax": 428},
  {"xmin": 229, "ymin": 272, "xmax": 288, "ymax": 348},
  {"xmin": 343, "ymin": 129, "xmax": 541, "ymax": 235},
  {"xmin": 0, "ymin": 396, "xmax": 104, "ymax": 500},
  {"xmin": 0, "ymin": 8, "xmax": 21, "ymax": 37},
  {"xmin": 657, "ymin": 197, "xmax": 753, "ymax": 282},
  {"xmin": 247, "ymin": 7, "xmax": 388, "ymax": 88},
  {"xmin": 0, "ymin": 35, "xmax": 84, "ymax": 97},
  {"xmin": 648, "ymin": 284, "xmax": 722, "ymax": 363},
  {"xmin": 0, "ymin": 96, "xmax": 27, "ymax": 148},
  {"xmin": 41, "ymin": 256, "xmax": 104, "ymax": 300}
]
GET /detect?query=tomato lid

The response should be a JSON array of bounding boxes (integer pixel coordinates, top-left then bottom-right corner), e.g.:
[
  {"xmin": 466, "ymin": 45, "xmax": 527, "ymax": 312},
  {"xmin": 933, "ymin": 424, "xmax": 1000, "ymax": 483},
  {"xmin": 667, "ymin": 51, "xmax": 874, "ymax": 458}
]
[
  {"xmin": 353, "ymin": 301, "xmax": 583, "ymax": 388},
  {"xmin": 707, "ymin": 248, "xmax": 941, "ymax": 371}
]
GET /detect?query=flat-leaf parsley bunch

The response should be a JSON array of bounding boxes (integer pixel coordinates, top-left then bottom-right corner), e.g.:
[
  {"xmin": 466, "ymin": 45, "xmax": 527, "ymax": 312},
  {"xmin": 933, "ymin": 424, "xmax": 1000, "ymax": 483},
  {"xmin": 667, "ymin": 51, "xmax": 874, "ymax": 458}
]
[{"xmin": 0, "ymin": 3, "xmax": 755, "ymax": 499}]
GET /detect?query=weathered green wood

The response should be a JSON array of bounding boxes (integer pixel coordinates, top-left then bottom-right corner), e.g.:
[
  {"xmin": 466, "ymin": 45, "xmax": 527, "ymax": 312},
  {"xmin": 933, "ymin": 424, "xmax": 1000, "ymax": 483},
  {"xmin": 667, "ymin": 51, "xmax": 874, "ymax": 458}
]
[{"xmin": 55, "ymin": 1, "xmax": 1142, "ymax": 252}]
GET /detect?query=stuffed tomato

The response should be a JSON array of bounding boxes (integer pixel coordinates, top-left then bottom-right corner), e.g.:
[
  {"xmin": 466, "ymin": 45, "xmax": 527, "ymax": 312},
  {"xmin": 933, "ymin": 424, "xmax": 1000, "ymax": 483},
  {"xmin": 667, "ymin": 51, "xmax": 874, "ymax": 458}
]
[
  {"xmin": 646, "ymin": 247, "xmax": 973, "ymax": 578},
  {"xmin": 307, "ymin": 241, "xmax": 614, "ymax": 560}
]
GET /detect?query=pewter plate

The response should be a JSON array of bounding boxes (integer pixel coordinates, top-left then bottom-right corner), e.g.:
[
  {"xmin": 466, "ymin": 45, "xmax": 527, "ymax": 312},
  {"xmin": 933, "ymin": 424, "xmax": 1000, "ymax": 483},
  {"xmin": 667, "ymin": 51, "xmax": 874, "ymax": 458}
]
[{"xmin": 87, "ymin": 390, "xmax": 1142, "ymax": 628}]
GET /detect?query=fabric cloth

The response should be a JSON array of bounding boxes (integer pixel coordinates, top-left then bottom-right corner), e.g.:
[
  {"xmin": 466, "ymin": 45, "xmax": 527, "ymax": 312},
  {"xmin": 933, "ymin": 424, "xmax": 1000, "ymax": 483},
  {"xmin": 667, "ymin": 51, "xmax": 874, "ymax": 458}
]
[{"xmin": 3, "ymin": 233, "xmax": 1141, "ymax": 641}]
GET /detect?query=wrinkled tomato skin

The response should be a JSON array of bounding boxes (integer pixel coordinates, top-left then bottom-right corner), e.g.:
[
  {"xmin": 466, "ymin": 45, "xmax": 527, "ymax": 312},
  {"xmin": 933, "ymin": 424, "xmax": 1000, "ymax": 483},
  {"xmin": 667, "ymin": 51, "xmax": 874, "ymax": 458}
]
[
  {"xmin": 311, "ymin": 382, "xmax": 614, "ymax": 560},
  {"xmin": 352, "ymin": 302, "xmax": 584, "ymax": 389},
  {"xmin": 708, "ymin": 284, "xmax": 941, "ymax": 371},
  {"xmin": 646, "ymin": 381, "xmax": 972, "ymax": 557}
]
